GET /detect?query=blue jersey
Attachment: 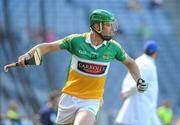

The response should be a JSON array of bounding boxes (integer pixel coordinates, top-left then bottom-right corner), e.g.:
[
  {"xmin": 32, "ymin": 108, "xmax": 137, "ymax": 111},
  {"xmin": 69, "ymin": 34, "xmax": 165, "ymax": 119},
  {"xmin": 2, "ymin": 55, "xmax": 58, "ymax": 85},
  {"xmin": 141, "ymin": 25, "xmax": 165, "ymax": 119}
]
[{"xmin": 39, "ymin": 106, "xmax": 57, "ymax": 125}]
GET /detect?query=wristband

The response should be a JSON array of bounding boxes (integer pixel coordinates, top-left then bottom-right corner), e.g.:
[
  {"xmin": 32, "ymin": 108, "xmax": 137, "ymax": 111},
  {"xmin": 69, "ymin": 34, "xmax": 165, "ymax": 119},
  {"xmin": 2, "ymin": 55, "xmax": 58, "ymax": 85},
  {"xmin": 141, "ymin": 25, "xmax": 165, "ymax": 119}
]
[{"xmin": 27, "ymin": 52, "xmax": 33, "ymax": 58}]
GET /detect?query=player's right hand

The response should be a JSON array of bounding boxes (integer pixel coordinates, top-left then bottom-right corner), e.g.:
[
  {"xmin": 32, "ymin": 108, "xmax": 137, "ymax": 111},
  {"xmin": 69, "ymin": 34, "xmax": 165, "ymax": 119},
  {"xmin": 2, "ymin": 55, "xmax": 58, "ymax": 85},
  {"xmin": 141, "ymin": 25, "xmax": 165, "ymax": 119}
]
[
  {"xmin": 136, "ymin": 78, "xmax": 148, "ymax": 92},
  {"xmin": 120, "ymin": 92, "xmax": 129, "ymax": 101},
  {"xmin": 18, "ymin": 53, "xmax": 31, "ymax": 67}
]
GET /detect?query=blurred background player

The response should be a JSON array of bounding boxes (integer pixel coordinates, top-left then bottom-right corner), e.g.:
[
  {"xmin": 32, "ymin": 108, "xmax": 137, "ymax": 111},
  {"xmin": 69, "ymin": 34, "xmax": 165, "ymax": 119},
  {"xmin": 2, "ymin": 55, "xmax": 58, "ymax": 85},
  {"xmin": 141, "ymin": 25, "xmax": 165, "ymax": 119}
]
[
  {"xmin": 157, "ymin": 99, "xmax": 173, "ymax": 125},
  {"xmin": 39, "ymin": 90, "xmax": 60, "ymax": 125},
  {"xmin": 115, "ymin": 40, "xmax": 161, "ymax": 125},
  {"xmin": 17, "ymin": 9, "xmax": 148, "ymax": 125},
  {"xmin": 6, "ymin": 101, "xmax": 22, "ymax": 125}
]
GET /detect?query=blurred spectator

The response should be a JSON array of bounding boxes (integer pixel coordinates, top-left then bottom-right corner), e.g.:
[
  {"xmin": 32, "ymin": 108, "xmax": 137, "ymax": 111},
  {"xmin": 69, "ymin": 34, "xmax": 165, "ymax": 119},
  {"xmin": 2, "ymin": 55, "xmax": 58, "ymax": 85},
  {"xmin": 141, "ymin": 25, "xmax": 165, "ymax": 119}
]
[
  {"xmin": 136, "ymin": 20, "xmax": 153, "ymax": 41},
  {"xmin": 157, "ymin": 99, "xmax": 173, "ymax": 125},
  {"xmin": 149, "ymin": 0, "xmax": 164, "ymax": 10},
  {"xmin": 115, "ymin": 40, "xmax": 161, "ymax": 125},
  {"xmin": 6, "ymin": 101, "xmax": 21, "ymax": 125},
  {"xmin": 127, "ymin": 0, "xmax": 143, "ymax": 11},
  {"xmin": 39, "ymin": 90, "xmax": 60, "ymax": 125},
  {"xmin": 0, "ymin": 113, "xmax": 6, "ymax": 123},
  {"xmin": 31, "ymin": 26, "xmax": 45, "ymax": 43},
  {"xmin": 46, "ymin": 30, "xmax": 56, "ymax": 43}
]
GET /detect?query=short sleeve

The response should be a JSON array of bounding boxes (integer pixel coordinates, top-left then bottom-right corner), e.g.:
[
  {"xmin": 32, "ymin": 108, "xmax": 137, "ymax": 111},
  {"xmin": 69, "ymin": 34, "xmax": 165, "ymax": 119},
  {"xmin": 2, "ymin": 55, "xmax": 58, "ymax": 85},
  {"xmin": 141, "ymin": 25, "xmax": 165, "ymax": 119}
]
[
  {"xmin": 58, "ymin": 34, "xmax": 77, "ymax": 53},
  {"xmin": 114, "ymin": 41, "xmax": 126, "ymax": 61}
]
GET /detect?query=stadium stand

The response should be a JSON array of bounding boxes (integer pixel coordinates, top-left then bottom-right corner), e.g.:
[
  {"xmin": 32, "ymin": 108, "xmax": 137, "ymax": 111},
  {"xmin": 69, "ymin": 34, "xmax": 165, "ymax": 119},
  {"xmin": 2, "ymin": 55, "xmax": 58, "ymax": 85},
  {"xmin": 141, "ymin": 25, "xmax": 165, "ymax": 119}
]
[{"xmin": 0, "ymin": 0, "xmax": 180, "ymax": 124}]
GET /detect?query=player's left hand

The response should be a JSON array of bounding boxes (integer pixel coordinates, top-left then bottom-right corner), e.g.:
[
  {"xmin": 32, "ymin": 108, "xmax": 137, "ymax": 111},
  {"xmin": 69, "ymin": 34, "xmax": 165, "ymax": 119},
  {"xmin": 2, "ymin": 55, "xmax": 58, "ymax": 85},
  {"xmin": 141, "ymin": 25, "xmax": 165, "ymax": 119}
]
[{"xmin": 136, "ymin": 78, "xmax": 148, "ymax": 92}]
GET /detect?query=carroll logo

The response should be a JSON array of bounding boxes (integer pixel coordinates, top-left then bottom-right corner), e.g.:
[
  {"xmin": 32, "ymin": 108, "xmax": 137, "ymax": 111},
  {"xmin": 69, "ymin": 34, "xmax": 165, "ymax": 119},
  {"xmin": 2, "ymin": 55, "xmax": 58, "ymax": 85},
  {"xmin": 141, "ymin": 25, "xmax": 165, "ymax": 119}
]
[{"xmin": 77, "ymin": 61, "xmax": 107, "ymax": 74}]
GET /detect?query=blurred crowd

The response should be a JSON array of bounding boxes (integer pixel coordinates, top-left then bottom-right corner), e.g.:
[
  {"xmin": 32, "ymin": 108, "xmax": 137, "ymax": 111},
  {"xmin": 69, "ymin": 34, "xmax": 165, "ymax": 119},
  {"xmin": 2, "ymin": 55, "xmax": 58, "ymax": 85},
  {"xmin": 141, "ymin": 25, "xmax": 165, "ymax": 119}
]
[
  {"xmin": 1, "ymin": 0, "xmax": 180, "ymax": 125},
  {"xmin": 1, "ymin": 93, "xmax": 180, "ymax": 125},
  {"xmin": 0, "ymin": 90, "xmax": 60, "ymax": 125}
]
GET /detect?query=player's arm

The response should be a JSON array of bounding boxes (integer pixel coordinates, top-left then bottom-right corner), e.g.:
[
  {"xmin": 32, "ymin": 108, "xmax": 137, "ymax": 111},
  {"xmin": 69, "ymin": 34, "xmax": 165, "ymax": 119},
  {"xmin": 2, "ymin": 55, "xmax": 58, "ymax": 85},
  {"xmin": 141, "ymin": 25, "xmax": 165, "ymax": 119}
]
[
  {"xmin": 113, "ymin": 41, "xmax": 148, "ymax": 92},
  {"xmin": 122, "ymin": 55, "xmax": 140, "ymax": 82},
  {"xmin": 28, "ymin": 41, "xmax": 60, "ymax": 57},
  {"xmin": 122, "ymin": 55, "xmax": 148, "ymax": 92},
  {"xmin": 120, "ymin": 87, "xmax": 136, "ymax": 101},
  {"xmin": 18, "ymin": 40, "xmax": 61, "ymax": 67}
]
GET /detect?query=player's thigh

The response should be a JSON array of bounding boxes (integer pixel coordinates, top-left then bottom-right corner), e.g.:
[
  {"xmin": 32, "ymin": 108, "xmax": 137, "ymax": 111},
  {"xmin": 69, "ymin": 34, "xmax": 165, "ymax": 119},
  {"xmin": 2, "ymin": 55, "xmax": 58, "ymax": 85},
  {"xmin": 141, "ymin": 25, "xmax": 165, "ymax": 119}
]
[
  {"xmin": 56, "ymin": 93, "xmax": 77, "ymax": 124},
  {"xmin": 74, "ymin": 110, "xmax": 95, "ymax": 125}
]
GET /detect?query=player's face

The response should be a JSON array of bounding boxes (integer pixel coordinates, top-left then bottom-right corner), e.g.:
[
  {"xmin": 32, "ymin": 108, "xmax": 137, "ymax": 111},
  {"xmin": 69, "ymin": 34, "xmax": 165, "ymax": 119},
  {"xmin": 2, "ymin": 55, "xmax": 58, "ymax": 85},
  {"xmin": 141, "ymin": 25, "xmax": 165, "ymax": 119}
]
[{"xmin": 101, "ymin": 21, "xmax": 117, "ymax": 37}]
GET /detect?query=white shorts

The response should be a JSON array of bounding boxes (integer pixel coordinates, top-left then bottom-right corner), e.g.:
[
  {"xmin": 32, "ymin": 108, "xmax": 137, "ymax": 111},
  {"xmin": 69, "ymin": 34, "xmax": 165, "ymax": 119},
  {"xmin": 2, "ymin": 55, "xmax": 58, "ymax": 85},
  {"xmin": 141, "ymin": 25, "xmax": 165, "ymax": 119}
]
[{"xmin": 55, "ymin": 93, "xmax": 101, "ymax": 124}]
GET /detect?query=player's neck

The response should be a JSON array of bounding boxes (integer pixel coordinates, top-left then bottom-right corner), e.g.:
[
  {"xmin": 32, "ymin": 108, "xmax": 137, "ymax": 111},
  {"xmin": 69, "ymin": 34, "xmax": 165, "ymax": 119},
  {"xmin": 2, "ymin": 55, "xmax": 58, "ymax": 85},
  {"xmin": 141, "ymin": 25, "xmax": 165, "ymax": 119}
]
[{"xmin": 90, "ymin": 32, "xmax": 104, "ymax": 46}]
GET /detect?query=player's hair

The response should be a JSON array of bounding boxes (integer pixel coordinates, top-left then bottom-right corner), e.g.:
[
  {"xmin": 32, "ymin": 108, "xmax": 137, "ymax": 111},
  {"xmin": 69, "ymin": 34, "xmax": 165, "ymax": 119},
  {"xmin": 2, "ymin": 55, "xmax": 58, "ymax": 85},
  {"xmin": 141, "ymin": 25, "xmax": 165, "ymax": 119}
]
[{"xmin": 144, "ymin": 50, "xmax": 156, "ymax": 56}]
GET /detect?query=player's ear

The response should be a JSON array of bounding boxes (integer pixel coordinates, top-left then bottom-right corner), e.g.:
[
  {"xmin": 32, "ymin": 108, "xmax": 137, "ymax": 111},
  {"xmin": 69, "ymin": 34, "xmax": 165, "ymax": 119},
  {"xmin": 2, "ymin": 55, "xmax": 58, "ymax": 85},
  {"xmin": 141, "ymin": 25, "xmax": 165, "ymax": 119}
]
[{"xmin": 93, "ymin": 23, "xmax": 100, "ymax": 31}]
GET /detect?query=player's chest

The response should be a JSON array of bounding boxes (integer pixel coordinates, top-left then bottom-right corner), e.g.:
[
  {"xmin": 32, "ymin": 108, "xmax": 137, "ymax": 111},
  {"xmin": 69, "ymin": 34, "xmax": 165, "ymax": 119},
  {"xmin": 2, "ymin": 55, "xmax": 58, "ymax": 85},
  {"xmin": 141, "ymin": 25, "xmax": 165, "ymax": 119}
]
[{"xmin": 72, "ymin": 43, "xmax": 115, "ymax": 62}]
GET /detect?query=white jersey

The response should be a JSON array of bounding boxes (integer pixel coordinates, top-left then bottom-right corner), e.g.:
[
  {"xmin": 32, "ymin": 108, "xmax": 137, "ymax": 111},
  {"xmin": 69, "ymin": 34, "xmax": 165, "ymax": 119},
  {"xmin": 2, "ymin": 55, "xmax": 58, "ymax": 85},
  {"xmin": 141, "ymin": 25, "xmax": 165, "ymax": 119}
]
[{"xmin": 115, "ymin": 54, "xmax": 161, "ymax": 125}]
